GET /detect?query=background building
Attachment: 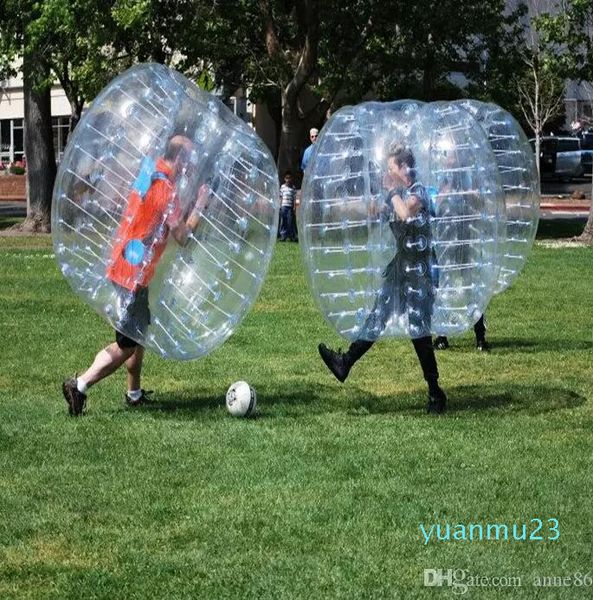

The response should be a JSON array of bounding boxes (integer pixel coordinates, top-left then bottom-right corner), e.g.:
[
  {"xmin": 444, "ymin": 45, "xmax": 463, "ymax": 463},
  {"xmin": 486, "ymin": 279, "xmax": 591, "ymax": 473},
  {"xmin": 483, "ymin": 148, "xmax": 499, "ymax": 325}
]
[{"xmin": 0, "ymin": 65, "xmax": 72, "ymax": 165}]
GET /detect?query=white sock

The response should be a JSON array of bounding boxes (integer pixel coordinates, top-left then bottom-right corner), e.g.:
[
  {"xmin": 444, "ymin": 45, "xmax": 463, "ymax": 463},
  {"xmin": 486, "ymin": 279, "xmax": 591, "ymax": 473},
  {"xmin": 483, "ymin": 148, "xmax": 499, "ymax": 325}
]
[
  {"xmin": 127, "ymin": 389, "xmax": 142, "ymax": 401},
  {"xmin": 76, "ymin": 378, "xmax": 88, "ymax": 394}
]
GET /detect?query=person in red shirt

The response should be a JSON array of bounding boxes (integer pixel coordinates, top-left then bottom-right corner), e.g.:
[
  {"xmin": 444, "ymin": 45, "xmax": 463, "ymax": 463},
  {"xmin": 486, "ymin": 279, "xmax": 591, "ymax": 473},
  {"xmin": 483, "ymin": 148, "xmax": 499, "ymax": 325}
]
[{"xmin": 62, "ymin": 135, "xmax": 208, "ymax": 416}]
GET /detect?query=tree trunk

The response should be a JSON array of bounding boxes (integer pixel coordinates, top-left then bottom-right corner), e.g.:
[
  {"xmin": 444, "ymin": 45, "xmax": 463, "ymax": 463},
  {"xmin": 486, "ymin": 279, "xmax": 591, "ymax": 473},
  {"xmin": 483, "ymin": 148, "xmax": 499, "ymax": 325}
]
[
  {"xmin": 422, "ymin": 51, "xmax": 434, "ymax": 100},
  {"xmin": 22, "ymin": 54, "xmax": 56, "ymax": 233},
  {"xmin": 578, "ymin": 204, "xmax": 593, "ymax": 244},
  {"xmin": 266, "ymin": 89, "xmax": 282, "ymax": 162},
  {"xmin": 70, "ymin": 98, "xmax": 84, "ymax": 132},
  {"xmin": 277, "ymin": 87, "xmax": 306, "ymax": 183}
]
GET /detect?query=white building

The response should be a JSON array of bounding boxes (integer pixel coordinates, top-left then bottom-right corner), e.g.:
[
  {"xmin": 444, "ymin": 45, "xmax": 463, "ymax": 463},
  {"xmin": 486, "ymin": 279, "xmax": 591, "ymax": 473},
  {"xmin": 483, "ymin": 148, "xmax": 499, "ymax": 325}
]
[{"xmin": 0, "ymin": 67, "xmax": 72, "ymax": 164}]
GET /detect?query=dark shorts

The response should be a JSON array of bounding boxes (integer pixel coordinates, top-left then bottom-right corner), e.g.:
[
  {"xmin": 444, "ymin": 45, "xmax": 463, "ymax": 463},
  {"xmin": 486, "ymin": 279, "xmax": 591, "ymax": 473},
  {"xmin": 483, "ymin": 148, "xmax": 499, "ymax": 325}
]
[{"xmin": 112, "ymin": 284, "xmax": 150, "ymax": 349}]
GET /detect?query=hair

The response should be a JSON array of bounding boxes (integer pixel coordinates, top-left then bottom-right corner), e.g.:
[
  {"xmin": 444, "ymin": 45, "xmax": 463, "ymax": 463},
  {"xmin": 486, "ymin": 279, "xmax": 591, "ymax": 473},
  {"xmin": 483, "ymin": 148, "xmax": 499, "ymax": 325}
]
[
  {"xmin": 283, "ymin": 170, "xmax": 293, "ymax": 178},
  {"xmin": 164, "ymin": 135, "xmax": 193, "ymax": 162},
  {"xmin": 387, "ymin": 143, "xmax": 415, "ymax": 169}
]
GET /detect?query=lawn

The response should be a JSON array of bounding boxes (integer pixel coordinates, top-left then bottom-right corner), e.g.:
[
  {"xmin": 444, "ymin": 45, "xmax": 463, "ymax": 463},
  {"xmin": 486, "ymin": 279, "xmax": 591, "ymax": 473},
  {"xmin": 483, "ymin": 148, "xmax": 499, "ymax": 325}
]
[{"xmin": 0, "ymin": 225, "xmax": 592, "ymax": 599}]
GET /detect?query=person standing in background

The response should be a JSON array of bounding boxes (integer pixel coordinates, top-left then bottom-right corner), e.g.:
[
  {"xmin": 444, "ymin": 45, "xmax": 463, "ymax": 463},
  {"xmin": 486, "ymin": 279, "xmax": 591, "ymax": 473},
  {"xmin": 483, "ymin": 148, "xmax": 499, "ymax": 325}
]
[
  {"xmin": 279, "ymin": 170, "xmax": 298, "ymax": 242},
  {"xmin": 301, "ymin": 128, "xmax": 319, "ymax": 172}
]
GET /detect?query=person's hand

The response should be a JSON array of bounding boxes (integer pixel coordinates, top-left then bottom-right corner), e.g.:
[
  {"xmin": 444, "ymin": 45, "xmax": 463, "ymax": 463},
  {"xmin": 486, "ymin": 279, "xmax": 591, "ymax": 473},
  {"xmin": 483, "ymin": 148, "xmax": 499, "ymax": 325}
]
[
  {"xmin": 195, "ymin": 183, "xmax": 210, "ymax": 213},
  {"xmin": 187, "ymin": 184, "xmax": 210, "ymax": 230},
  {"xmin": 407, "ymin": 194, "xmax": 422, "ymax": 217},
  {"xmin": 383, "ymin": 170, "xmax": 395, "ymax": 190},
  {"xmin": 368, "ymin": 198, "xmax": 378, "ymax": 218}
]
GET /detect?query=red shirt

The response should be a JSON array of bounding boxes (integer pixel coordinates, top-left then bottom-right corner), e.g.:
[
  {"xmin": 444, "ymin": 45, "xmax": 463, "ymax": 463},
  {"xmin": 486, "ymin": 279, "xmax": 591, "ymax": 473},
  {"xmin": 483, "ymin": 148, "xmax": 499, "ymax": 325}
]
[{"xmin": 107, "ymin": 158, "xmax": 180, "ymax": 291}]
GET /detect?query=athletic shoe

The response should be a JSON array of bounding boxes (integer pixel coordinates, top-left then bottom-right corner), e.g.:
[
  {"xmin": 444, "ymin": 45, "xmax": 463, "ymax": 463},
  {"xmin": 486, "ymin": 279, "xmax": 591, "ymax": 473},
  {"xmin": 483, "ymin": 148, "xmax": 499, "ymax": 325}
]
[
  {"xmin": 476, "ymin": 340, "xmax": 490, "ymax": 352},
  {"xmin": 434, "ymin": 336, "xmax": 449, "ymax": 350},
  {"xmin": 125, "ymin": 389, "xmax": 154, "ymax": 407},
  {"xmin": 62, "ymin": 377, "xmax": 87, "ymax": 416},
  {"xmin": 427, "ymin": 386, "xmax": 447, "ymax": 414},
  {"xmin": 318, "ymin": 344, "xmax": 350, "ymax": 383}
]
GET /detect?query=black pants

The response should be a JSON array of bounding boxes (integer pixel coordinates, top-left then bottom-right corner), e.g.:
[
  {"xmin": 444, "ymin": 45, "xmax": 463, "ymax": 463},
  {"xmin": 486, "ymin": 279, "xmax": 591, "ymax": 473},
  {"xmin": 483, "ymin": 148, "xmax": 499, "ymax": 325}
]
[{"xmin": 473, "ymin": 314, "xmax": 486, "ymax": 342}]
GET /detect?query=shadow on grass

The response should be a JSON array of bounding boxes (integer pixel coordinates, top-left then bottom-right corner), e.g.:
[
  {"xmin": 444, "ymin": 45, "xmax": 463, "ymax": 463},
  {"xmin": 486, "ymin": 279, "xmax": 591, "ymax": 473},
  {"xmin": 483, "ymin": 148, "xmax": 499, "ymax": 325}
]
[
  {"xmin": 0, "ymin": 216, "xmax": 23, "ymax": 231},
  {"xmin": 470, "ymin": 337, "xmax": 592, "ymax": 354},
  {"xmin": 125, "ymin": 380, "xmax": 586, "ymax": 421},
  {"xmin": 536, "ymin": 219, "xmax": 586, "ymax": 239},
  {"xmin": 123, "ymin": 382, "xmax": 356, "ymax": 417},
  {"xmin": 349, "ymin": 383, "xmax": 586, "ymax": 417}
]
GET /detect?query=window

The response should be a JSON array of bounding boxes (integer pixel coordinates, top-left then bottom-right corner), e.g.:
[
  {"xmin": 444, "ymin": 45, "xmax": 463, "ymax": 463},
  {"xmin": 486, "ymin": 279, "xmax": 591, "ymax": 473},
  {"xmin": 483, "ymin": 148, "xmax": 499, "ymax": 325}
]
[
  {"xmin": 557, "ymin": 139, "xmax": 579, "ymax": 153},
  {"xmin": 12, "ymin": 118, "xmax": 24, "ymax": 161},
  {"xmin": 0, "ymin": 116, "xmax": 71, "ymax": 164},
  {"xmin": 53, "ymin": 116, "xmax": 71, "ymax": 161},
  {"xmin": 0, "ymin": 120, "xmax": 10, "ymax": 163},
  {"xmin": 580, "ymin": 133, "xmax": 593, "ymax": 150},
  {"xmin": 0, "ymin": 119, "xmax": 24, "ymax": 163},
  {"xmin": 540, "ymin": 139, "xmax": 557, "ymax": 154}
]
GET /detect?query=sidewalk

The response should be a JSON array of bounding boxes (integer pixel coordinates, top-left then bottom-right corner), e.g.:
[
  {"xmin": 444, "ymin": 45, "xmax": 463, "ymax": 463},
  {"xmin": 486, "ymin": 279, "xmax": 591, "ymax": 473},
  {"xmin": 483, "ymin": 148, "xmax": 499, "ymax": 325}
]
[{"xmin": 540, "ymin": 195, "xmax": 590, "ymax": 219}]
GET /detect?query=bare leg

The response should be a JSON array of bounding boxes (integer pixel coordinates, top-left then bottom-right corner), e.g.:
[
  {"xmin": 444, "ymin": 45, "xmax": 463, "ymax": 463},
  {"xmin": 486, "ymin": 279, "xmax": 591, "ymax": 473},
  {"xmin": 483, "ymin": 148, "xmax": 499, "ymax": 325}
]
[
  {"xmin": 125, "ymin": 346, "xmax": 144, "ymax": 391},
  {"xmin": 80, "ymin": 343, "xmax": 135, "ymax": 387}
]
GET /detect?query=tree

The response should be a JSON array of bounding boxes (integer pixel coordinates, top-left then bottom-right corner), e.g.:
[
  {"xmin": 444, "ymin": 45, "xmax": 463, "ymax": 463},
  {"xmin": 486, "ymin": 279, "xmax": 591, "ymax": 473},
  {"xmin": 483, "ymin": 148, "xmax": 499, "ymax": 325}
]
[
  {"xmin": 517, "ymin": 50, "xmax": 565, "ymax": 177},
  {"xmin": 229, "ymin": 0, "xmax": 527, "ymax": 179},
  {"xmin": 26, "ymin": 0, "xmax": 122, "ymax": 130},
  {"xmin": 539, "ymin": 0, "xmax": 593, "ymax": 243},
  {"xmin": 0, "ymin": 1, "xmax": 56, "ymax": 232},
  {"xmin": 236, "ymin": 0, "xmax": 380, "ymax": 178},
  {"xmin": 510, "ymin": 1, "xmax": 565, "ymax": 178}
]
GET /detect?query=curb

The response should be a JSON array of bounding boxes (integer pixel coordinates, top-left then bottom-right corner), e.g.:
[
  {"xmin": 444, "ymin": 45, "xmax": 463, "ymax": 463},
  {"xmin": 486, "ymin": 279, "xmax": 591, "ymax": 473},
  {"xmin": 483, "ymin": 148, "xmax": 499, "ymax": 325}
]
[{"xmin": 540, "ymin": 204, "xmax": 590, "ymax": 212}]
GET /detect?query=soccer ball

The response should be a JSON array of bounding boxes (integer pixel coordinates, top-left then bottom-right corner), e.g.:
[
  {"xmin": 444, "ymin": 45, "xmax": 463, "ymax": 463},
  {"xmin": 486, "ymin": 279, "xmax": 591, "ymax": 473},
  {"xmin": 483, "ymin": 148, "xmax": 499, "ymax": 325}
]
[{"xmin": 226, "ymin": 381, "xmax": 257, "ymax": 417}]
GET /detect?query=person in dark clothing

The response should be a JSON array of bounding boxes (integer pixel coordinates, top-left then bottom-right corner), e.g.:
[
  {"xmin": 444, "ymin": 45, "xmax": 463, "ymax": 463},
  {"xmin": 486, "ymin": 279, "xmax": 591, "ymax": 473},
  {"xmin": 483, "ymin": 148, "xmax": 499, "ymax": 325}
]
[
  {"xmin": 434, "ymin": 315, "xmax": 489, "ymax": 352},
  {"xmin": 318, "ymin": 144, "xmax": 447, "ymax": 414},
  {"xmin": 432, "ymin": 164, "xmax": 489, "ymax": 352}
]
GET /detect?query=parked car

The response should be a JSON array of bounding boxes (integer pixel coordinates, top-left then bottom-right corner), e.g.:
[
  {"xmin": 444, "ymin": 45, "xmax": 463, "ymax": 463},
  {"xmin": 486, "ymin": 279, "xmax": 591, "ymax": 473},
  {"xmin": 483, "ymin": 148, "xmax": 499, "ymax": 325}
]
[{"xmin": 530, "ymin": 136, "xmax": 584, "ymax": 181}]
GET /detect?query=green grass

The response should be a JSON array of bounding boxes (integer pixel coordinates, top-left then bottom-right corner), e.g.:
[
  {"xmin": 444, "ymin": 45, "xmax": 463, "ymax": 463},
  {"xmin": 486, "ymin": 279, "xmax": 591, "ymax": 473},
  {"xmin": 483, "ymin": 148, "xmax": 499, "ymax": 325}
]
[{"xmin": 0, "ymin": 231, "xmax": 592, "ymax": 599}]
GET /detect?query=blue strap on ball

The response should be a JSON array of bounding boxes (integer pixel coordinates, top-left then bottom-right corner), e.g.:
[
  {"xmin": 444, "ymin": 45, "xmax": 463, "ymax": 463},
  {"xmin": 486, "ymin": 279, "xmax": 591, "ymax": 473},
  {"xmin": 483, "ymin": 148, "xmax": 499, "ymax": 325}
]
[{"xmin": 124, "ymin": 239, "xmax": 145, "ymax": 265}]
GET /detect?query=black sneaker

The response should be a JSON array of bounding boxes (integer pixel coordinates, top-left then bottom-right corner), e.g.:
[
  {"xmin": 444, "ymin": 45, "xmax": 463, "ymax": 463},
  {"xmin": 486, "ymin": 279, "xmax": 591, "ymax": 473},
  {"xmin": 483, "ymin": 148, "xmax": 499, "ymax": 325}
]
[
  {"xmin": 476, "ymin": 340, "xmax": 490, "ymax": 352},
  {"xmin": 318, "ymin": 344, "xmax": 350, "ymax": 383},
  {"xmin": 125, "ymin": 389, "xmax": 154, "ymax": 407},
  {"xmin": 434, "ymin": 336, "xmax": 449, "ymax": 350},
  {"xmin": 427, "ymin": 386, "xmax": 447, "ymax": 414},
  {"xmin": 62, "ymin": 377, "xmax": 87, "ymax": 416}
]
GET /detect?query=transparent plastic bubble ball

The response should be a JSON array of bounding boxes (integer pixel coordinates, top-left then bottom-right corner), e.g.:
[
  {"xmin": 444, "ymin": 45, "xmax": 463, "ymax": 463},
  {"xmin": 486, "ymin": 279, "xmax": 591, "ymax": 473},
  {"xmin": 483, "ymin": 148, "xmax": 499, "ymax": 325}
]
[
  {"xmin": 52, "ymin": 63, "xmax": 279, "ymax": 359},
  {"xmin": 453, "ymin": 100, "xmax": 540, "ymax": 293},
  {"xmin": 299, "ymin": 100, "xmax": 505, "ymax": 341}
]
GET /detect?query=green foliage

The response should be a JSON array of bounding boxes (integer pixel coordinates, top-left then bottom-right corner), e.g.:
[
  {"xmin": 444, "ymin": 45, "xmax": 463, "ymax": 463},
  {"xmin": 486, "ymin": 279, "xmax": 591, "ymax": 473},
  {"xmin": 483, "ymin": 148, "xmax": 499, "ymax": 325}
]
[{"xmin": 537, "ymin": 0, "xmax": 593, "ymax": 82}]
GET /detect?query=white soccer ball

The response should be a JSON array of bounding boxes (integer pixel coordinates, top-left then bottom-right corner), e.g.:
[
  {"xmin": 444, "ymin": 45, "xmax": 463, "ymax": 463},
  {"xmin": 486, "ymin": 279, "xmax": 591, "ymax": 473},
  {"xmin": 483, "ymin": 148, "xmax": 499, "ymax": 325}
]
[{"xmin": 226, "ymin": 381, "xmax": 257, "ymax": 417}]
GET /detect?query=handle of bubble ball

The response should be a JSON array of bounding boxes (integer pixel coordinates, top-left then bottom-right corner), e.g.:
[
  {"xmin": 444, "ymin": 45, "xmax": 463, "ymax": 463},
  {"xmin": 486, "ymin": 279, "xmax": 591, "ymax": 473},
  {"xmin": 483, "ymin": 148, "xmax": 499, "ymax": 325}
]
[
  {"xmin": 391, "ymin": 193, "xmax": 421, "ymax": 222},
  {"xmin": 187, "ymin": 184, "xmax": 210, "ymax": 230}
]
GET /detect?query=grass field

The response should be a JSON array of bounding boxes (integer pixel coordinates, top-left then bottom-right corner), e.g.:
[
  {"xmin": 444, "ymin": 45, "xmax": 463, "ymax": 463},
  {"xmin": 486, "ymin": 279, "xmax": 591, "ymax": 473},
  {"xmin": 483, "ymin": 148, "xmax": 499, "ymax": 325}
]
[{"xmin": 0, "ymin": 223, "xmax": 592, "ymax": 599}]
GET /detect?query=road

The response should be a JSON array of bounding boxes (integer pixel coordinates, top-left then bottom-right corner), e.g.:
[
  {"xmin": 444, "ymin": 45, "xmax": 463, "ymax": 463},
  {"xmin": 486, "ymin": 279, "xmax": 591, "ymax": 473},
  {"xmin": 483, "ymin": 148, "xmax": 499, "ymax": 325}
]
[
  {"xmin": 541, "ymin": 174, "xmax": 592, "ymax": 197},
  {"xmin": 0, "ymin": 202, "xmax": 25, "ymax": 217}
]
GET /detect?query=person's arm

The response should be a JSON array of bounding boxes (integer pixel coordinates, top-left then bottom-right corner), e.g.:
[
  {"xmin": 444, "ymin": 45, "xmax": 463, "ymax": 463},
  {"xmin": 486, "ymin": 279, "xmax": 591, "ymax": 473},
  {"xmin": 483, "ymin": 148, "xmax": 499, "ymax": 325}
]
[
  {"xmin": 301, "ymin": 146, "xmax": 310, "ymax": 171},
  {"xmin": 389, "ymin": 193, "xmax": 422, "ymax": 221},
  {"xmin": 170, "ymin": 184, "xmax": 210, "ymax": 245}
]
